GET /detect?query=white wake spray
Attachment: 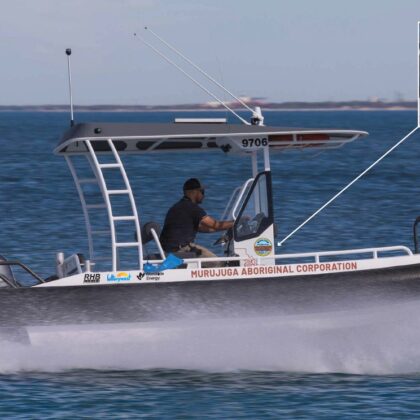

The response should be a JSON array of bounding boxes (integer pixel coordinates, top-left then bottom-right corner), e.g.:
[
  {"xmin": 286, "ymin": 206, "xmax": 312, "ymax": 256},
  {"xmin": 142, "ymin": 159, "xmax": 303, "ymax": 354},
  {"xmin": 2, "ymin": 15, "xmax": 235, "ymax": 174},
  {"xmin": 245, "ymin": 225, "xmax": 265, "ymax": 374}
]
[{"xmin": 1, "ymin": 300, "xmax": 420, "ymax": 374}]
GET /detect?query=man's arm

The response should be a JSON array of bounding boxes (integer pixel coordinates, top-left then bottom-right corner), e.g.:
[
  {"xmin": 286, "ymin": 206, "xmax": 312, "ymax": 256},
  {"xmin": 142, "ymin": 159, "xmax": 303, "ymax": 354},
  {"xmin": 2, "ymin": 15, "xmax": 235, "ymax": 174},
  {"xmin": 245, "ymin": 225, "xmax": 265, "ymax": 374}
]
[{"xmin": 199, "ymin": 215, "xmax": 234, "ymax": 233}]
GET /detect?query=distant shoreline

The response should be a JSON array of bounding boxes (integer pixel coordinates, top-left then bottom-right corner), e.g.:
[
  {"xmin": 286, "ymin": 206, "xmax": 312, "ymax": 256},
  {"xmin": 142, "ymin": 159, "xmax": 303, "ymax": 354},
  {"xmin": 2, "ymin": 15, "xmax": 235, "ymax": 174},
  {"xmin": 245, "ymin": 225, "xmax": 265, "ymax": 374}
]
[{"xmin": 0, "ymin": 101, "xmax": 416, "ymax": 112}]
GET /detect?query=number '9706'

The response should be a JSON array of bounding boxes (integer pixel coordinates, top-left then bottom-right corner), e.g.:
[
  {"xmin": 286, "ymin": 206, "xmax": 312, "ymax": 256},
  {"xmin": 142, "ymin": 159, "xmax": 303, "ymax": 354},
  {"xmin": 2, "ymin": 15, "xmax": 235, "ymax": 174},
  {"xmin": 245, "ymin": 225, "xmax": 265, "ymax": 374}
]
[{"xmin": 242, "ymin": 138, "xmax": 268, "ymax": 148}]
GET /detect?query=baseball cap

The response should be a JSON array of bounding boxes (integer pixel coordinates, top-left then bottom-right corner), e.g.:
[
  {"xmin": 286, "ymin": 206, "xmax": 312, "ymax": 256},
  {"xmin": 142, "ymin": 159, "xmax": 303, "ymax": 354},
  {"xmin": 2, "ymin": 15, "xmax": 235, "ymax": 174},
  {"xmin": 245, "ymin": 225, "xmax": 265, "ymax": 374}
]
[{"xmin": 183, "ymin": 178, "xmax": 205, "ymax": 191}]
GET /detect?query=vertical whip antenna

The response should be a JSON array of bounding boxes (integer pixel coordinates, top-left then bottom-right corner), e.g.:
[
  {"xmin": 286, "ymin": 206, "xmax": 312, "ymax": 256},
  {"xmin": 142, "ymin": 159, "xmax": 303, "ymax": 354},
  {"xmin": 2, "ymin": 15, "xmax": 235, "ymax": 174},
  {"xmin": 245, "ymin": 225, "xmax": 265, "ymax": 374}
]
[
  {"xmin": 65, "ymin": 48, "xmax": 75, "ymax": 127},
  {"xmin": 145, "ymin": 27, "xmax": 256, "ymax": 115},
  {"xmin": 134, "ymin": 33, "xmax": 250, "ymax": 125}
]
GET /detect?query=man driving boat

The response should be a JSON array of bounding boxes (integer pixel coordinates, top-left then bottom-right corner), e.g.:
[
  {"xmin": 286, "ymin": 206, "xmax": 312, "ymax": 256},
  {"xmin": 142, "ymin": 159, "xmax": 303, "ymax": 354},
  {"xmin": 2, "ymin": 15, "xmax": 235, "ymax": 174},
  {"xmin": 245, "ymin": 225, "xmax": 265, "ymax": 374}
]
[{"xmin": 160, "ymin": 178, "xmax": 234, "ymax": 264}]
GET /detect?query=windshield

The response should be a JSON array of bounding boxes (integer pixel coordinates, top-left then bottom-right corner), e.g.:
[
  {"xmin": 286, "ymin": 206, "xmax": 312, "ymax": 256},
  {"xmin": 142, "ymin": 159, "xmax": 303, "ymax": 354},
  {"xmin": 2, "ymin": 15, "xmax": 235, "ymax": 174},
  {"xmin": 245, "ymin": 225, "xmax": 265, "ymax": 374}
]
[{"xmin": 234, "ymin": 172, "xmax": 273, "ymax": 241}]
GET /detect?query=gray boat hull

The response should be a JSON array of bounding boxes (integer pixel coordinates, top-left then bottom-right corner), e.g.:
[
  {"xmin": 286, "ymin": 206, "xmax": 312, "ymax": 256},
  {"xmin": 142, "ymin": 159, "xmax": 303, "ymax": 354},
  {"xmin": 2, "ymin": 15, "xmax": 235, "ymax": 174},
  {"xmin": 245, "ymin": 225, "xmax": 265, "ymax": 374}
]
[{"xmin": 1, "ymin": 263, "xmax": 420, "ymax": 328}]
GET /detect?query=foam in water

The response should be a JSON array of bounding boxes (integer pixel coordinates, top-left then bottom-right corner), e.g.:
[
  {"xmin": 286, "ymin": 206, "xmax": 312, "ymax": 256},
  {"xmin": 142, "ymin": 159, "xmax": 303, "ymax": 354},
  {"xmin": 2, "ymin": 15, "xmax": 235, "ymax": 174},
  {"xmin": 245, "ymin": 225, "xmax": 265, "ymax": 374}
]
[{"xmin": 1, "ymin": 300, "xmax": 420, "ymax": 375}]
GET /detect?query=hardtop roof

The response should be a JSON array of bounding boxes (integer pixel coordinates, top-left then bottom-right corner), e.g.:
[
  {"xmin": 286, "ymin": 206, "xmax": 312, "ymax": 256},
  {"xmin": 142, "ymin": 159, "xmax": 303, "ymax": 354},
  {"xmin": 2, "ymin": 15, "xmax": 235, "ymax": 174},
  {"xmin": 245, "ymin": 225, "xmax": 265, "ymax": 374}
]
[{"xmin": 55, "ymin": 122, "xmax": 368, "ymax": 154}]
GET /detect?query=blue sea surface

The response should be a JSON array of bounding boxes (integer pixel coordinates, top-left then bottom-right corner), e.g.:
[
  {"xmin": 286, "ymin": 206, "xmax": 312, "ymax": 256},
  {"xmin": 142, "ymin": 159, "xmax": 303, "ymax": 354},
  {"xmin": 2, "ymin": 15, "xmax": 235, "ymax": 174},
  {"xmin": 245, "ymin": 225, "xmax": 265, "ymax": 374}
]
[{"xmin": 1, "ymin": 110, "xmax": 420, "ymax": 418}]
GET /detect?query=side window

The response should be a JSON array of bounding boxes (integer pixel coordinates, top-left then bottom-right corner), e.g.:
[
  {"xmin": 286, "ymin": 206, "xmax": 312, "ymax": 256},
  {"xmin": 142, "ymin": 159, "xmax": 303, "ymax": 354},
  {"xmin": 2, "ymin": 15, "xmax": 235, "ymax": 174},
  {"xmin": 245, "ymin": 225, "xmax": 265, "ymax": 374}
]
[{"xmin": 234, "ymin": 172, "xmax": 273, "ymax": 241}]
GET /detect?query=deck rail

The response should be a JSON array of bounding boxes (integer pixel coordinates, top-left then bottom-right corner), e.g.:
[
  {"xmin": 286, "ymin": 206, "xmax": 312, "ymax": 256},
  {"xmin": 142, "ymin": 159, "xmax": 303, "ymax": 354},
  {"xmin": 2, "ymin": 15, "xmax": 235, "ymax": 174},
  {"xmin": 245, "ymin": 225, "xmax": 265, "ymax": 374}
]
[
  {"xmin": 147, "ymin": 245, "xmax": 414, "ymax": 269},
  {"xmin": 0, "ymin": 260, "xmax": 45, "ymax": 288}
]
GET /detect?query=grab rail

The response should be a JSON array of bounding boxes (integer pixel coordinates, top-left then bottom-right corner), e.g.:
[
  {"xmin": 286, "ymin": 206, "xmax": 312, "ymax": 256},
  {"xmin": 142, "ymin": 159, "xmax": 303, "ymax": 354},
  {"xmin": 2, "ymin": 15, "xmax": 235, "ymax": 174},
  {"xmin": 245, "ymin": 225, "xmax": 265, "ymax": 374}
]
[
  {"xmin": 274, "ymin": 245, "xmax": 413, "ymax": 264},
  {"xmin": 146, "ymin": 245, "xmax": 413, "ymax": 269},
  {"xmin": 0, "ymin": 260, "xmax": 45, "ymax": 287},
  {"xmin": 150, "ymin": 228, "xmax": 166, "ymax": 260},
  {"xmin": 0, "ymin": 273, "xmax": 18, "ymax": 288}
]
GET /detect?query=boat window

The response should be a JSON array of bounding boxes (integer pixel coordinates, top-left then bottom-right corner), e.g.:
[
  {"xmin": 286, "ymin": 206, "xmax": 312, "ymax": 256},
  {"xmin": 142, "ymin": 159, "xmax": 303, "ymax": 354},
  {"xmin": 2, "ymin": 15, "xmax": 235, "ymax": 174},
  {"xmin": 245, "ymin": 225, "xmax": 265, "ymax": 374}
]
[
  {"xmin": 91, "ymin": 140, "xmax": 127, "ymax": 152},
  {"xmin": 136, "ymin": 141, "xmax": 156, "ymax": 150},
  {"xmin": 155, "ymin": 141, "xmax": 203, "ymax": 150},
  {"xmin": 234, "ymin": 171, "xmax": 273, "ymax": 242},
  {"xmin": 221, "ymin": 179, "xmax": 253, "ymax": 222}
]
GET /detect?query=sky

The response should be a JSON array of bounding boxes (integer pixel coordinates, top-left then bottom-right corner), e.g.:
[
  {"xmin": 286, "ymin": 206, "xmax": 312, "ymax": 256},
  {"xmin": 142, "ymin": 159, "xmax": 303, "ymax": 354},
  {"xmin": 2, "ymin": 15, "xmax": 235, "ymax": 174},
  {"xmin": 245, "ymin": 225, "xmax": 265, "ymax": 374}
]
[{"xmin": 0, "ymin": 0, "xmax": 419, "ymax": 105}]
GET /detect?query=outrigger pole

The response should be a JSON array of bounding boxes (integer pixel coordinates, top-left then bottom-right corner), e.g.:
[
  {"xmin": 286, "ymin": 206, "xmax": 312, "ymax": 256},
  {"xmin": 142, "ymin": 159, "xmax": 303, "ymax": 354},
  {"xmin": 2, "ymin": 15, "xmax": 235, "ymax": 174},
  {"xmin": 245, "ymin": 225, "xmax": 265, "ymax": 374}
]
[
  {"xmin": 281, "ymin": 22, "xmax": 420, "ymax": 246},
  {"xmin": 134, "ymin": 32, "xmax": 249, "ymax": 125},
  {"xmin": 144, "ymin": 27, "xmax": 259, "ymax": 118},
  {"xmin": 65, "ymin": 48, "xmax": 75, "ymax": 127},
  {"xmin": 278, "ymin": 126, "xmax": 419, "ymax": 246},
  {"xmin": 418, "ymin": 21, "xmax": 420, "ymax": 127},
  {"xmin": 135, "ymin": 29, "xmax": 263, "ymax": 126}
]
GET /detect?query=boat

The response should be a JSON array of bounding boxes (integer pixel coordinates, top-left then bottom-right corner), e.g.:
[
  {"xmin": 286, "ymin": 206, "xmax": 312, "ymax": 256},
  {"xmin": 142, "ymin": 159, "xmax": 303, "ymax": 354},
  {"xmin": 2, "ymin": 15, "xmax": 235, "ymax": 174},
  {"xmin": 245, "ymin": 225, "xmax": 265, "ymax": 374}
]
[
  {"xmin": 2, "ymin": 117, "xmax": 420, "ymax": 330},
  {"xmin": 1, "ymin": 39, "xmax": 420, "ymax": 336}
]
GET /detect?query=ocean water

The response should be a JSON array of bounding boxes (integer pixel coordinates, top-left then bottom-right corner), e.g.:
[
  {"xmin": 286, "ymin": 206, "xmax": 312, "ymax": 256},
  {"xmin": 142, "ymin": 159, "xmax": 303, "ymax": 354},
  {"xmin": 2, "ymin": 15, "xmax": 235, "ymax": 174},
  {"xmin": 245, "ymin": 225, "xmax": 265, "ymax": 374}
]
[{"xmin": 1, "ymin": 110, "xmax": 420, "ymax": 417}]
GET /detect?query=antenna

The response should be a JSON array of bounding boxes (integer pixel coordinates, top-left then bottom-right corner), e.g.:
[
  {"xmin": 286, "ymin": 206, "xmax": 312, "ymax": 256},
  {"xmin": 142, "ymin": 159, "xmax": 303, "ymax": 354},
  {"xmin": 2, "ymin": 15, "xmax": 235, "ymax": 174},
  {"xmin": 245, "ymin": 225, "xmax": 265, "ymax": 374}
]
[
  {"xmin": 65, "ymin": 48, "xmax": 75, "ymax": 127},
  {"xmin": 134, "ymin": 33, "xmax": 250, "ymax": 125}
]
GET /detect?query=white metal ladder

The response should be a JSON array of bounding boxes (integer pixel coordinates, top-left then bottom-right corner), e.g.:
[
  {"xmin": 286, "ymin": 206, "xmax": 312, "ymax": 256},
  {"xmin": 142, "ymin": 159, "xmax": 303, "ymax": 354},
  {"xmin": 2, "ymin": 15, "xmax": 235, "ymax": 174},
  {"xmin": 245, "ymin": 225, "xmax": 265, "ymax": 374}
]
[{"xmin": 81, "ymin": 139, "xmax": 143, "ymax": 271}]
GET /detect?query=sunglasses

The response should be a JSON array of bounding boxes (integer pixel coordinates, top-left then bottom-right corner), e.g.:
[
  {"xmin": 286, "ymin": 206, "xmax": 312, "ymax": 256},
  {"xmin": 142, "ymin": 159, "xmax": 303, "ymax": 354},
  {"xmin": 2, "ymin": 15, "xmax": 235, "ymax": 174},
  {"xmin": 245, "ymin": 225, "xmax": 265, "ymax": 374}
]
[{"xmin": 200, "ymin": 188, "xmax": 205, "ymax": 195}]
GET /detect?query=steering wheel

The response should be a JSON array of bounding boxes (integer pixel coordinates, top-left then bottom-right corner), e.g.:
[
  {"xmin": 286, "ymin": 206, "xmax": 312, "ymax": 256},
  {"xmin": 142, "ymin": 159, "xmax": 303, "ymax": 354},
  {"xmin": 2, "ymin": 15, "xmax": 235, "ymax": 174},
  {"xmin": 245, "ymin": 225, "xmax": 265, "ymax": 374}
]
[
  {"xmin": 251, "ymin": 212, "xmax": 266, "ymax": 226},
  {"xmin": 236, "ymin": 216, "xmax": 252, "ymax": 235},
  {"xmin": 236, "ymin": 212, "xmax": 266, "ymax": 236},
  {"xmin": 213, "ymin": 213, "xmax": 266, "ymax": 245}
]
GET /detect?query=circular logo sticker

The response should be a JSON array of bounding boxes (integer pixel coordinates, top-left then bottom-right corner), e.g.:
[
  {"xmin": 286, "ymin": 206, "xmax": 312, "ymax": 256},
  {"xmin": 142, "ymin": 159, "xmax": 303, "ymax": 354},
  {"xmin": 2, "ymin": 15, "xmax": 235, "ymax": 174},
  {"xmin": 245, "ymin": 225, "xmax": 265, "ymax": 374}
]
[{"xmin": 254, "ymin": 238, "xmax": 273, "ymax": 257}]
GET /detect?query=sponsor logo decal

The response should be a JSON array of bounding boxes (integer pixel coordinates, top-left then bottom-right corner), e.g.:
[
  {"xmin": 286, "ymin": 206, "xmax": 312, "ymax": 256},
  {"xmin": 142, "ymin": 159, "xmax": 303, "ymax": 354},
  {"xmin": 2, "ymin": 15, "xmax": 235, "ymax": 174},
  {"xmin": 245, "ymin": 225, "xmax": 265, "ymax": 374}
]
[
  {"xmin": 254, "ymin": 238, "xmax": 273, "ymax": 257},
  {"xmin": 244, "ymin": 257, "xmax": 257, "ymax": 267},
  {"xmin": 147, "ymin": 272, "xmax": 164, "ymax": 281},
  {"xmin": 107, "ymin": 272, "xmax": 132, "ymax": 282},
  {"xmin": 84, "ymin": 273, "xmax": 100, "ymax": 283},
  {"xmin": 137, "ymin": 271, "xmax": 163, "ymax": 281}
]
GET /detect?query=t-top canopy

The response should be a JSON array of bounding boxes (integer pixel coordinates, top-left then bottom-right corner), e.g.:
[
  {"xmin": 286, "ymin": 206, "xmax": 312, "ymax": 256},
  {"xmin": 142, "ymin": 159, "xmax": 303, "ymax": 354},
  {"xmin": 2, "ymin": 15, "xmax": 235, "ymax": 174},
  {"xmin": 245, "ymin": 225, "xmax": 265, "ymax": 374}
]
[{"xmin": 55, "ymin": 122, "xmax": 368, "ymax": 155}]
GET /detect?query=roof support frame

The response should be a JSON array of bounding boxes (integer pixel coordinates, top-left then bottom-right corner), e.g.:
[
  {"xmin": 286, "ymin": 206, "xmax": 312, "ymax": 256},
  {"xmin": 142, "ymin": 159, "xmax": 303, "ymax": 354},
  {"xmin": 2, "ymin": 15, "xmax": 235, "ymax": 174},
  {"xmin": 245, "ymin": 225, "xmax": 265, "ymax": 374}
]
[{"xmin": 65, "ymin": 155, "xmax": 95, "ymax": 261}]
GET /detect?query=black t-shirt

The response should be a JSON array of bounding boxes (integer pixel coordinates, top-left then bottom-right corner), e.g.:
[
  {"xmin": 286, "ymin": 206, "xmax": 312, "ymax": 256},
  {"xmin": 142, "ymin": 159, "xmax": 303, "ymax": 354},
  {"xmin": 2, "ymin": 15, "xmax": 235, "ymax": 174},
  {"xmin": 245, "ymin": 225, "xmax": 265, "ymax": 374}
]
[{"xmin": 160, "ymin": 197, "xmax": 207, "ymax": 251}]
